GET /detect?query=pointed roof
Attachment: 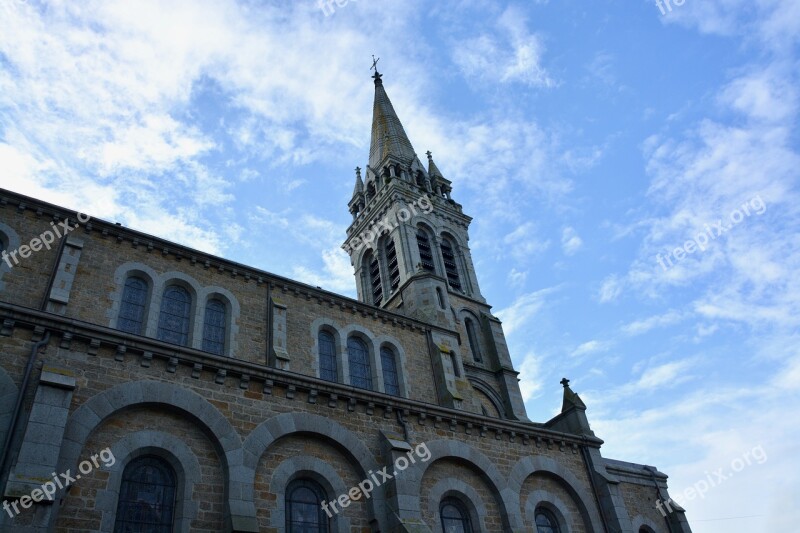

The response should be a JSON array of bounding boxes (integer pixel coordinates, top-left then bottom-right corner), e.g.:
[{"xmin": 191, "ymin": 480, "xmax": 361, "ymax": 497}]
[
  {"xmin": 352, "ymin": 166, "xmax": 364, "ymax": 196},
  {"xmin": 369, "ymin": 71, "xmax": 417, "ymax": 170},
  {"xmin": 426, "ymin": 151, "xmax": 446, "ymax": 181}
]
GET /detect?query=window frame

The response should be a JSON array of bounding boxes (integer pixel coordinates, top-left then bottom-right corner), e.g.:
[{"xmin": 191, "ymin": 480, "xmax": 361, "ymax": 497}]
[
  {"xmin": 534, "ymin": 506, "xmax": 562, "ymax": 533},
  {"xmin": 157, "ymin": 284, "xmax": 193, "ymax": 347},
  {"xmin": 318, "ymin": 329, "xmax": 338, "ymax": 383},
  {"xmin": 347, "ymin": 336, "xmax": 373, "ymax": 390},
  {"xmin": 285, "ymin": 478, "xmax": 329, "ymax": 533},
  {"xmin": 201, "ymin": 297, "xmax": 227, "ymax": 355},
  {"xmin": 113, "ymin": 455, "xmax": 178, "ymax": 533},
  {"xmin": 440, "ymin": 497, "xmax": 473, "ymax": 533},
  {"xmin": 380, "ymin": 345, "xmax": 401, "ymax": 396},
  {"xmin": 117, "ymin": 275, "xmax": 150, "ymax": 335}
]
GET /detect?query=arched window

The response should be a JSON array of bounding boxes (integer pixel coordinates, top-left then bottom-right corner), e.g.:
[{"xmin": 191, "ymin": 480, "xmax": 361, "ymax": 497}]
[
  {"xmin": 157, "ymin": 285, "xmax": 191, "ymax": 346},
  {"xmin": 202, "ymin": 299, "xmax": 226, "ymax": 355},
  {"xmin": 347, "ymin": 337, "xmax": 372, "ymax": 390},
  {"xmin": 535, "ymin": 507, "xmax": 561, "ymax": 533},
  {"xmin": 464, "ymin": 317, "xmax": 482, "ymax": 363},
  {"xmin": 286, "ymin": 479, "xmax": 329, "ymax": 533},
  {"xmin": 381, "ymin": 346, "xmax": 400, "ymax": 396},
  {"xmin": 416, "ymin": 229, "xmax": 436, "ymax": 273},
  {"xmin": 440, "ymin": 498, "xmax": 472, "ymax": 533},
  {"xmin": 440, "ymin": 238, "xmax": 462, "ymax": 291},
  {"xmin": 118, "ymin": 276, "xmax": 148, "ymax": 335},
  {"xmin": 114, "ymin": 456, "xmax": 177, "ymax": 533},
  {"xmin": 318, "ymin": 330, "xmax": 338, "ymax": 382}
]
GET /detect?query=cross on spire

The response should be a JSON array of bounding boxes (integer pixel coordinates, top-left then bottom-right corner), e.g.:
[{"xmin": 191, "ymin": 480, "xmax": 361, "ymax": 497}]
[
  {"xmin": 560, "ymin": 377, "xmax": 570, "ymax": 388},
  {"xmin": 371, "ymin": 55, "xmax": 383, "ymax": 84}
]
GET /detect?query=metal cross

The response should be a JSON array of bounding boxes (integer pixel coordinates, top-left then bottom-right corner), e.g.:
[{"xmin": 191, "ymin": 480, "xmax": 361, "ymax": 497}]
[{"xmin": 371, "ymin": 55, "xmax": 380, "ymax": 72}]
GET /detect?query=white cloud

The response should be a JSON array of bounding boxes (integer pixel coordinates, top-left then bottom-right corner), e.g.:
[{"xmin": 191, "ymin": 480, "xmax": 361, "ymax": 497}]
[
  {"xmin": 622, "ymin": 309, "xmax": 686, "ymax": 336},
  {"xmin": 571, "ymin": 340, "xmax": 610, "ymax": 358},
  {"xmin": 495, "ymin": 286, "xmax": 560, "ymax": 335},
  {"xmin": 451, "ymin": 6, "xmax": 556, "ymax": 88},
  {"xmin": 598, "ymin": 275, "xmax": 623, "ymax": 303},
  {"xmin": 561, "ymin": 226, "xmax": 583, "ymax": 255}
]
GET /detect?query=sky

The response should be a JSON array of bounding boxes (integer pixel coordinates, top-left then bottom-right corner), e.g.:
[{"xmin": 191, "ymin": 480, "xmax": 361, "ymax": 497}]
[{"xmin": 1, "ymin": 0, "xmax": 798, "ymax": 531}]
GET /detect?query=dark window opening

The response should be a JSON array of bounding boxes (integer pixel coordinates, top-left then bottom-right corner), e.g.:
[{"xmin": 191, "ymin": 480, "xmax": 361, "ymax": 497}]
[
  {"xmin": 318, "ymin": 331, "xmax": 338, "ymax": 382},
  {"xmin": 381, "ymin": 346, "xmax": 400, "ymax": 396},
  {"xmin": 348, "ymin": 337, "xmax": 373, "ymax": 390},
  {"xmin": 416, "ymin": 230, "xmax": 435, "ymax": 272},
  {"xmin": 118, "ymin": 276, "xmax": 148, "ymax": 335},
  {"xmin": 114, "ymin": 456, "xmax": 177, "ymax": 533},
  {"xmin": 286, "ymin": 479, "xmax": 329, "ymax": 533},
  {"xmin": 202, "ymin": 299, "xmax": 226, "ymax": 355},
  {"xmin": 440, "ymin": 498, "xmax": 472, "ymax": 533},
  {"xmin": 440, "ymin": 239, "xmax": 462, "ymax": 290},
  {"xmin": 157, "ymin": 286, "xmax": 191, "ymax": 346},
  {"xmin": 385, "ymin": 239, "xmax": 400, "ymax": 293}
]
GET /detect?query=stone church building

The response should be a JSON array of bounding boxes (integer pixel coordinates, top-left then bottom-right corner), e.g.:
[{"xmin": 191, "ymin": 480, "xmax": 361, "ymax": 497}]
[{"xmin": 0, "ymin": 70, "xmax": 693, "ymax": 532}]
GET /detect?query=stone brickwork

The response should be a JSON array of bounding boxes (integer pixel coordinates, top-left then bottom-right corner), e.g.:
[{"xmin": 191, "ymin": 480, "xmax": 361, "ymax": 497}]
[{"xmin": 0, "ymin": 187, "xmax": 693, "ymax": 533}]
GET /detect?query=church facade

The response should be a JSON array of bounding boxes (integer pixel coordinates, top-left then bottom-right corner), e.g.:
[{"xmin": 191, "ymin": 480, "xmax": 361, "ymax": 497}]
[{"xmin": 0, "ymin": 71, "xmax": 693, "ymax": 532}]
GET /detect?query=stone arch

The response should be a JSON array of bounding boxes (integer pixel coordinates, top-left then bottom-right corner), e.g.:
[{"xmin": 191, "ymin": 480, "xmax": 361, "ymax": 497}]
[
  {"xmin": 93, "ymin": 430, "xmax": 202, "ymax": 532},
  {"xmin": 404, "ymin": 439, "xmax": 520, "ymax": 530},
  {"xmin": 509, "ymin": 455, "xmax": 602, "ymax": 533},
  {"xmin": 427, "ymin": 478, "xmax": 487, "ymax": 532},
  {"xmin": 524, "ymin": 490, "xmax": 572, "ymax": 533},
  {"xmin": 632, "ymin": 515, "xmax": 662, "ymax": 533},
  {"xmin": 54, "ymin": 380, "xmax": 253, "ymax": 532},
  {"xmin": 0, "ymin": 366, "xmax": 17, "ymax": 453},
  {"xmin": 468, "ymin": 377, "xmax": 506, "ymax": 419},
  {"xmin": 268, "ymin": 456, "xmax": 351, "ymax": 532},
  {"xmin": 242, "ymin": 412, "xmax": 387, "ymax": 530}
]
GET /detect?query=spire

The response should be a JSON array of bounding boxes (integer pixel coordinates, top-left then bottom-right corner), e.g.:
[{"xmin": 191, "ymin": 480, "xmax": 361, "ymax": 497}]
[
  {"xmin": 426, "ymin": 150, "xmax": 445, "ymax": 180},
  {"xmin": 352, "ymin": 166, "xmax": 364, "ymax": 196},
  {"xmin": 368, "ymin": 68, "xmax": 417, "ymax": 170}
]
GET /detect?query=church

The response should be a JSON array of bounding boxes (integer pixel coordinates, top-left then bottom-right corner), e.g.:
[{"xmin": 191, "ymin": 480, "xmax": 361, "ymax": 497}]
[{"xmin": 0, "ymin": 68, "xmax": 693, "ymax": 532}]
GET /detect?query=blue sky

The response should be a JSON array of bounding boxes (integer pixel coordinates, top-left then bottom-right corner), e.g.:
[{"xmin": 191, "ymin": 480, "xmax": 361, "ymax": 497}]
[{"xmin": 1, "ymin": 1, "xmax": 798, "ymax": 531}]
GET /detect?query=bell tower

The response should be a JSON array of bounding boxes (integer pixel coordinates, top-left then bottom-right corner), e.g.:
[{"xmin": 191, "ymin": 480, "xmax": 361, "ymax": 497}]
[{"xmin": 343, "ymin": 67, "xmax": 529, "ymax": 421}]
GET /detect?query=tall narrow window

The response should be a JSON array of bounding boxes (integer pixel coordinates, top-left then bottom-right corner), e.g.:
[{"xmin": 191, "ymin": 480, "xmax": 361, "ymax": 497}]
[
  {"xmin": 416, "ymin": 230, "xmax": 435, "ymax": 272},
  {"xmin": 440, "ymin": 498, "xmax": 472, "ymax": 533},
  {"xmin": 535, "ymin": 508, "xmax": 561, "ymax": 533},
  {"xmin": 385, "ymin": 239, "xmax": 401, "ymax": 293},
  {"xmin": 440, "ymin": 238, "xmax": 462, "ymax": 290},
  {"xmin": 381, "ymin": 346, "xmax": 400, "ymax": 396},
  {"xmin": 464, "ymin": 317, "xmax": 482, "ymax": 363},
  {"xmin": 318, "ymin": 331, "xmax": 338, "ymax": 382},
  {"xmin": 157, "ymin": 286, "xmax": 191, "ymax": 346},
  {"xmin": 436, "ymin": 287, "xmax": 445, "ymax": 309},
  {"xmin": 366, "ymin": 252, "xmax": 383, "ymax": 305},
  {"xmin": 114, "ymin": 456, "xmax": 177, "ymax": 533},
  {"xmin": 118, "ymin": 276, "xmax": 148, "ymax": 335},
  {"xmin": 202, "ymin": 299, "xmax": 226, "ymax": 355},
  {"xmin": 348, "ymin": 337, "xmax": 372, "ymax": 390},
  {"xmin": 286, "ymin": 479, "xmax": 328, "ymax": 533}
]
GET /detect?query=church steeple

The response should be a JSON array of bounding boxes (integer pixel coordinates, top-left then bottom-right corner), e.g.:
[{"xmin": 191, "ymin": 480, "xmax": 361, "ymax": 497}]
[{"xmin": 368, "ymin": 70, "xmax": 417, "ymax": 172}]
